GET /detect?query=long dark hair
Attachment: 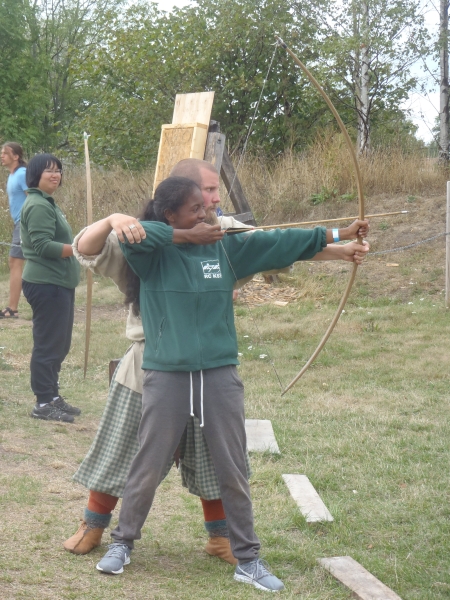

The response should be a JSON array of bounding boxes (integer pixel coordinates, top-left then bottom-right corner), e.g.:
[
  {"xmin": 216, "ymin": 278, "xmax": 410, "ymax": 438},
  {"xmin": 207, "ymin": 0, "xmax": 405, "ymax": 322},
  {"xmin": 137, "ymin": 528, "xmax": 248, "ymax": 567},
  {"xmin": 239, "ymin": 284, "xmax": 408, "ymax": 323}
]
[
  {"xmin": 2, "ymin": 142, "xmax": 27, "ymax": 171},
  {"xmin": 125, "ymin": 176, "xmax": 201, "ymax": 315}
]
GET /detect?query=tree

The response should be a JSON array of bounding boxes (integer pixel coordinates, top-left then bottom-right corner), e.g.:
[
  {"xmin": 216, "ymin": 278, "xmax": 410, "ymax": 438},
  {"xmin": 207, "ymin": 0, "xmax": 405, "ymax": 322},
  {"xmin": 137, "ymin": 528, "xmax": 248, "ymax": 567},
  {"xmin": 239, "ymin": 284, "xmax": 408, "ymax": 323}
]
[
  {"xmin": 439, "ymin": 0, "xmax": 449, "ymax": 161},
  {"xmin": 0, "ymin": 0, "xmax": 47, "ymax": 147},
  {"xmin": 74, "ymin": 0, "xmax": 332, "ymax": 166},
  {"xmin": 0, "ymin": 0, "xmax": 124, "ymax": 151},
  {"xmin": 293, "ymin": 0, "xmax": 430, "ymax": 154},
  {"xmin": 31, "ymin": 0, "xmax": 124, "ymax": 150}
]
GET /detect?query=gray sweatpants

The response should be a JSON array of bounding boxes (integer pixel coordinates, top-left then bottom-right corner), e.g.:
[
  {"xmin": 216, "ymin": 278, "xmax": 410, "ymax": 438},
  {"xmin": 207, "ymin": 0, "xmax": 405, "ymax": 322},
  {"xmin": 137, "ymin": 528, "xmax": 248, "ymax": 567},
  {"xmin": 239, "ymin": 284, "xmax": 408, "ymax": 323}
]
[{"xmin": 111, "ymin": 365, "xmax": 260, "ymax": 562}]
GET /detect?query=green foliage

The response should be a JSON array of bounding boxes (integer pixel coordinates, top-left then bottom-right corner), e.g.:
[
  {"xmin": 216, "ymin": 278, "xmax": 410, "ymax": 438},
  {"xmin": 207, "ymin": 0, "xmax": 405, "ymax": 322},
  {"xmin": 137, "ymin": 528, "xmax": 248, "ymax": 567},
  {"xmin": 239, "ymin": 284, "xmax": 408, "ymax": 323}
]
[
  {"xmin": 0, "ymin": 0, "xmax": 124, "ymax": 151},
  {"xmin": 0, "ymin": 0, "xmax": 434, "ymax": 166},
  {"xmin": 310, "ymin": 187, "xmax": 339, "ymax": 205},
  {"xmin": 340, "ymin": 191, "xmax": 356, "ymax": 202},
  {"xmin": 310, "ymin": 186, "xmax": 356, "ymax": 205},
  {"xmin": 298, "ymin": 0, "xmax": 430, "ymax": 151},
  {"xmin": 0, "ymin": 0, "xmax": 47, "ymax": 146},
  {"xmin": 71, "ymin": 0, "xmax": 332, "ymax": 166}
]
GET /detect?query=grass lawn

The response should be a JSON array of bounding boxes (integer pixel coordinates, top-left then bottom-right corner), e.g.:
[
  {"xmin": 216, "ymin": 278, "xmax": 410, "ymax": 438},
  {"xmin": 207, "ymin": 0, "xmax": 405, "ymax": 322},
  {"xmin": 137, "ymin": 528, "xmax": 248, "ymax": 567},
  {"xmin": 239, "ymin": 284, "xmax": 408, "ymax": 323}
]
[{"xmin": 0, "ymin": 208, "xmax": 449, "ymax": 598}]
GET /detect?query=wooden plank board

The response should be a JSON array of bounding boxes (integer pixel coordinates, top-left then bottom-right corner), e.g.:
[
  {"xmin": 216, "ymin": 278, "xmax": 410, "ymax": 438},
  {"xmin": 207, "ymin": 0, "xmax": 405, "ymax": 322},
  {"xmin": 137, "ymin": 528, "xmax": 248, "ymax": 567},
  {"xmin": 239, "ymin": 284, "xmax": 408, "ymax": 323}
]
[
  {"xmin": 245, "ymin": 419, "xmax": 280, "ymax": 453},
  {"xmin": 318, "ymin": 556, "xmax": 402, "ymax": 600},
  {"xmin": 282, "ymin": 474, "xmax": 333, "ymax": 522},
  {"xmin": 153, "ymin": 123, "xmax": 208, "ymax": 192},
  {"xmin": 172, "ymin": 91, "xmax": 215, "ymax": 125}
]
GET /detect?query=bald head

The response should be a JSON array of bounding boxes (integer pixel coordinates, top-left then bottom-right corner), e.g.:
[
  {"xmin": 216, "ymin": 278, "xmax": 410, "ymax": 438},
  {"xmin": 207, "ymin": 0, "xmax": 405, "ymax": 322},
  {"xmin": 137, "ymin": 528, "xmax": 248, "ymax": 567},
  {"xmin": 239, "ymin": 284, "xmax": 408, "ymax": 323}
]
[
  {"xmin": 169, "ymin": 159, "xmax": 221, "ymax": 220},
  {"xmin": 170, "ymin": 159, "xmax": 218, "ymax": 187}
]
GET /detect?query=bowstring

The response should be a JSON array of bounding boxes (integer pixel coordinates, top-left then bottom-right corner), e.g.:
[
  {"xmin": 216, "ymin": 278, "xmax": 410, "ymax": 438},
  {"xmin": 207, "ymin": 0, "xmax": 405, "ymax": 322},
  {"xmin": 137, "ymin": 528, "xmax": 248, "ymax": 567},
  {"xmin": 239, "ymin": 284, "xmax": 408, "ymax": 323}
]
[
  {"xmin": 219, "ymin": 42, "xmax": 283, "ymax": 389},
  {"xmin": 219, "ymin": 237, "xmax": 284, "ymax": 391},
  {"xmin": 223, "ymin": 43, "xmax": 278, "ymax": 210}
]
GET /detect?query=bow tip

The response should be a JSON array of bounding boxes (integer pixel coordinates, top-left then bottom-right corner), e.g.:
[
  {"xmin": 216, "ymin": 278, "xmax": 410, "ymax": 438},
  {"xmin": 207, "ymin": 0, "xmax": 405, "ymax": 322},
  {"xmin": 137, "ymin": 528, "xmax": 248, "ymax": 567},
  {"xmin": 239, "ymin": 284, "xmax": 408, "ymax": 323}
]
[{"xmin": 275, "ymin": 35, "xmax": 287, "ymax": 49}]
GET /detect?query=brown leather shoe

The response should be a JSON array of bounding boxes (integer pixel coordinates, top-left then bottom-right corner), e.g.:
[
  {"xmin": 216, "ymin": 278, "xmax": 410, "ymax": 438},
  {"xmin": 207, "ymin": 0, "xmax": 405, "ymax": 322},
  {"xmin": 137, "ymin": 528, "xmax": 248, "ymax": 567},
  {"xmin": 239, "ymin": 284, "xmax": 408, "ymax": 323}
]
[
  {"xmin": 63, "ymin": 520, "xmax": 104, "ymax": 555},
  {"xmin": 204, "ymin": 536, "xmax": 237, "ymax": 565}
]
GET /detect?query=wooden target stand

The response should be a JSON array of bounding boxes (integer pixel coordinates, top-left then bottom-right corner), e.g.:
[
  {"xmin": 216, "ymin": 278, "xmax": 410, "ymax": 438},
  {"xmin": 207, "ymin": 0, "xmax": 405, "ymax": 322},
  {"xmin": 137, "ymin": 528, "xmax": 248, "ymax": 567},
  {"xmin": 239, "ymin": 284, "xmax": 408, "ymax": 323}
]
[
  {"xmin": 153, "ymin": 91, "xmax": 256, "ymax": 226},
  {"xmin": 109, "ymin": 92, "xmax": 258, "ymax": 384}
]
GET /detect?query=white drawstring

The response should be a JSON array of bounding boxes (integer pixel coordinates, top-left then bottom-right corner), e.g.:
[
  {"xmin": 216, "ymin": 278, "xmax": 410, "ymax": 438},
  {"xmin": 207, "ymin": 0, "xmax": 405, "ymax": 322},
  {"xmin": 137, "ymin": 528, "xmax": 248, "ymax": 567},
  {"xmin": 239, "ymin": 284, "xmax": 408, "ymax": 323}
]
[
  {"xmin": 189, "ymin": 372, "xmax": 194, "ymax": 417},
  {"xmin": 189, "ymin": 371, "xmax": 205, "ymax": 427},
  {"xmin": 200, "ymin": 370, "xmax": 204, "ymax": 428}
]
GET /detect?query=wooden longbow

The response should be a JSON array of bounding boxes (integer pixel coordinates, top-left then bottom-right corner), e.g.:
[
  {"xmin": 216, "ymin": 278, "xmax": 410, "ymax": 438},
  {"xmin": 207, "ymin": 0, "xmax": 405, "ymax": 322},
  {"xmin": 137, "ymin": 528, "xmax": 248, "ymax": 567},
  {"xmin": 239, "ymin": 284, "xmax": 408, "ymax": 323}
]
[{"xmin": 275, "ymin": 37, "xmax": 365, "ymax": 395}]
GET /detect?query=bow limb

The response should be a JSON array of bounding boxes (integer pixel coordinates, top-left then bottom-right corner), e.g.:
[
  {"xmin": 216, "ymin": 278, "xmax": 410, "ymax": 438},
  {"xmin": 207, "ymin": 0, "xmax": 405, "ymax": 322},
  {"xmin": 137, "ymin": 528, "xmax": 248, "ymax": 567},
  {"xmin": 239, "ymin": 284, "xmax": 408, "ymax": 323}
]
[
  {"xmin": 83, "ymin": 132, "xmax": 93, "ymax": 378},
  {"xmin": 275, "ymin": 37, "xmax": 365, "ymax": 395}
]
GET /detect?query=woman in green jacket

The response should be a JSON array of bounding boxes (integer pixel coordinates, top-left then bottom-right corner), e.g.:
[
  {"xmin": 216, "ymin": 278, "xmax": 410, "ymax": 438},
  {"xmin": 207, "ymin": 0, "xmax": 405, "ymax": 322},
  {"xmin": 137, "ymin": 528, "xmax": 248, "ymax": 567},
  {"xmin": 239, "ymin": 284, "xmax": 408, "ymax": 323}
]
[
  {"xmin": 96, "ymin": 175, "xmax": 369, "ymax": 592},
  {"xmin": 21, "ymin": 154, "xmax": 81, "ymax": 423}
]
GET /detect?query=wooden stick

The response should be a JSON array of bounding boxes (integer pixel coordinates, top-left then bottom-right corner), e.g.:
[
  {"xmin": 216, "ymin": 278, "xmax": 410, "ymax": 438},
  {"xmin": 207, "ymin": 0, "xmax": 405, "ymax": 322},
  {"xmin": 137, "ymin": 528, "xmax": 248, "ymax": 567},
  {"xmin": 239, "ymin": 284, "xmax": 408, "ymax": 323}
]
[
  {"xmin": 224, "ymin": 211, "xmax": 408, "ymax": 233},
  {"xmin": 83, "ymin": 132, "xmax": 93, "ymax": 379}
]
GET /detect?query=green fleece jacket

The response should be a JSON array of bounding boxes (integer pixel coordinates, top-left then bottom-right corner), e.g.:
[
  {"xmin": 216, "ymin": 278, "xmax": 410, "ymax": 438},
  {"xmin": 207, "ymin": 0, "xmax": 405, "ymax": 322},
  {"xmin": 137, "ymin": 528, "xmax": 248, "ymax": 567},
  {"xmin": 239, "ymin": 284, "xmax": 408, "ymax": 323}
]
[
  {"xmin": 120, "ymin": 222, "xmax": 327, "ymax": 372},
  {"xmin": 21, "ymin": 188, "xmax": 80, "ymax": 289}
]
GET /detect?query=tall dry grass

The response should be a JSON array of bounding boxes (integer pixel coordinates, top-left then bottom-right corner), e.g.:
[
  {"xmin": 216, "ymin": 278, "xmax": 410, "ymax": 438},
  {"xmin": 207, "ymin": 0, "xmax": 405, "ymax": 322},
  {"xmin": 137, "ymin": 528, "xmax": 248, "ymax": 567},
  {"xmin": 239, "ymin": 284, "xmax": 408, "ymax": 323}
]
[
  {"xmin": 0, "ymin": 139, "xmax": 446, "ymax": 269},
  {"xmin": 233, "ymin": 134, "xmax": 446, "ymax": 224}
]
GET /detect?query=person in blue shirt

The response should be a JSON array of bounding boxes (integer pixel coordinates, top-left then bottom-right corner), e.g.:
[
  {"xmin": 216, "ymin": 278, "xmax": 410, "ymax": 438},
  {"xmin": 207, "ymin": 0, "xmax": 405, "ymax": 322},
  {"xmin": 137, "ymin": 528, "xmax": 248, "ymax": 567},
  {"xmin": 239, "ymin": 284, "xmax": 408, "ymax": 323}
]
[{"xmin": 1, "ymin": 142, "xmax": 28, "ymax": 318}]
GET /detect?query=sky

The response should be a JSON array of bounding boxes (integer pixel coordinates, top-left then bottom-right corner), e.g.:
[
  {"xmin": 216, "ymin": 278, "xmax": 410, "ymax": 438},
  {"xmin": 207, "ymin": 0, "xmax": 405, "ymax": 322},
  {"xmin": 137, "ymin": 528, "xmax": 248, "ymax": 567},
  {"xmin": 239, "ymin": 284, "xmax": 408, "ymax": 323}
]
[
  {"xmin": 401, "ymin": 2, "xmax": 440, "ymax": 143},
  {"xmin": 154, "ymin": 0, "xmax": 440, "ymax": 144}
]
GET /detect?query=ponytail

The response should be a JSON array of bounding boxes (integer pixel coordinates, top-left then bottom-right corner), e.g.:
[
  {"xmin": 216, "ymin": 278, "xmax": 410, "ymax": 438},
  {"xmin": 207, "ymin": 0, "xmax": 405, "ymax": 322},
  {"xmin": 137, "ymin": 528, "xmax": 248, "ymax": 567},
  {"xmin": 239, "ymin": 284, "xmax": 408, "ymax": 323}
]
[
  {"xmin": 123, "ymin": 199, "xmax": 158, "ymax": 315},
  {"xmin": 2, "ymin": 142, "xmax": 26, "ymax": 170}
]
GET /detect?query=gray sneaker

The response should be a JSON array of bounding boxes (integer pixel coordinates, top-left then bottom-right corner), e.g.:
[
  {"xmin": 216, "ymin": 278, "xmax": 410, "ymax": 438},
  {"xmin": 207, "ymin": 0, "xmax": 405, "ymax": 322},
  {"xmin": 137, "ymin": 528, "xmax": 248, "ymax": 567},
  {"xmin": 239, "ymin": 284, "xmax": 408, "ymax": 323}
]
[
  {"xmin": 53, "ymin": 396, "xmax": 81, "ymax": 415},
  {"xmin": 234, "ymin": 558, "xmax": 285, "ymax": 592},
  {"xmin": 31, "ymin": 401, "xmax": 74, "ymax": 423},
  {"xmin": 96, "ymin": 543, "xmax": 131, "ymax": 574}
]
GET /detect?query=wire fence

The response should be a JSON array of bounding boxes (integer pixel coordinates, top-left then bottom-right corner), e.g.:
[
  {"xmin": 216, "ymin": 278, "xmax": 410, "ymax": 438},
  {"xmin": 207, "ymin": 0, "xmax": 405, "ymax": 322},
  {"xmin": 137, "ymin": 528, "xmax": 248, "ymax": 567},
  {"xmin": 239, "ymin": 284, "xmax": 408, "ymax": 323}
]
[{"xmin": 0, "ymin": 229, "xmax": 449, "ymax": 269}]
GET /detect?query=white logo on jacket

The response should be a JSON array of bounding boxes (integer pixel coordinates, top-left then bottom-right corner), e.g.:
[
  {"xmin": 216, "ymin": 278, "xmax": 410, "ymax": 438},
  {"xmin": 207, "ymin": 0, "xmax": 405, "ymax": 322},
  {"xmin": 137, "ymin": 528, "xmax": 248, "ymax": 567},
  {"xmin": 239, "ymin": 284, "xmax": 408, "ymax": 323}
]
[{"xmin": 201, "ymin": 260, "xmax": 222, "ymax": 279}]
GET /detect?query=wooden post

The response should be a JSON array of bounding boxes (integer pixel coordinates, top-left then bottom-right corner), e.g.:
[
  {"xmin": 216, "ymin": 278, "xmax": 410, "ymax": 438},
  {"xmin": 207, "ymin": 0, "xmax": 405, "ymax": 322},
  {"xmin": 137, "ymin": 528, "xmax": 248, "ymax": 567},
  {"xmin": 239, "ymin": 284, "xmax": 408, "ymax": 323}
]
[
  {"xmin": 204, "ymin": 121, "xmax": 226, "ymax": 173},
  {"xmin": 220, "ymin": 148, "xmax": 257, "ymax": 225},
  {"xmin": 446, "ymin": 181, "xmax": 450, "ymax": 307}
]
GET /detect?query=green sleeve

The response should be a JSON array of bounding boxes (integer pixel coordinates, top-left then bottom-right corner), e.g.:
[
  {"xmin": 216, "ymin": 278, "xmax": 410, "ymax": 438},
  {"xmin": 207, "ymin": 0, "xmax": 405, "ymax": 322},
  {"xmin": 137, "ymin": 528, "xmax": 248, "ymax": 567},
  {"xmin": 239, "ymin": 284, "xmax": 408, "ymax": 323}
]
[
  {"xmin": 24, "ymin": 202, "xmax": 64, "ymax": 259},
  {"xmin": 119, "ymin": 221, "xmax": 174, "ymax": 279},
  {"xmin": 226, "ymin": 227, "xmax": 327, "ymax": 280}
]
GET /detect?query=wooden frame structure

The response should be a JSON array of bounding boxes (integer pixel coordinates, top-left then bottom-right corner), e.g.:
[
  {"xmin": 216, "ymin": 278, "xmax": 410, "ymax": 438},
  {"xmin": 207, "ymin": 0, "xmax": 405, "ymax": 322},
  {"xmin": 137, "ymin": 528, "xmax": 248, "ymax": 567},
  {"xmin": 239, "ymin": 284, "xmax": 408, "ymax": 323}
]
[{"xmin": 153, "ymin": 92, "xmax": 256, "ymax": 226}]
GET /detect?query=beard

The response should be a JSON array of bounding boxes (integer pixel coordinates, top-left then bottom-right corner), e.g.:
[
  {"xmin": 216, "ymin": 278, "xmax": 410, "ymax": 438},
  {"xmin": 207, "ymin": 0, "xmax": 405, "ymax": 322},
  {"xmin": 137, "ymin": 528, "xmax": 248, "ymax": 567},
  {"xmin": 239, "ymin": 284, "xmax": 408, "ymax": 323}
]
[{"xmin": 204, "ymin": 207, "xmax": 219, "ymax": 225}]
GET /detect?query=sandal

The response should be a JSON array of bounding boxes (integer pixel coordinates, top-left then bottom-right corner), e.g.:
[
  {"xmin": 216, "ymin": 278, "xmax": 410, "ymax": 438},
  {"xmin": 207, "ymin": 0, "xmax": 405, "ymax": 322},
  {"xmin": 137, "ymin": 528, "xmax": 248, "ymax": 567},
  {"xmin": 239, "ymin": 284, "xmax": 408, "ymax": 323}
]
[{"xmin": 0, "ymin": 307, "xmax": 19, "ymax": 318}]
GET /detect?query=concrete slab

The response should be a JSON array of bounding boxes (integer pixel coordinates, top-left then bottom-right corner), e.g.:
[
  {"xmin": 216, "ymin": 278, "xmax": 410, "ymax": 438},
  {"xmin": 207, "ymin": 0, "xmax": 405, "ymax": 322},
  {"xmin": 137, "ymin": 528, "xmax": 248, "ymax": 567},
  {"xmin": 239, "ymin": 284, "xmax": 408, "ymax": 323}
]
[
  {"xmin": 282, "ymin": 474, "xmax": 333, "ymax": 522},
  {"xmin": 318, "ymin": 556, "xmax": 402, "ymax": 599},
  {"xmin": 245, "ymin": 419, "xmax": 280, "ymax": 453}
]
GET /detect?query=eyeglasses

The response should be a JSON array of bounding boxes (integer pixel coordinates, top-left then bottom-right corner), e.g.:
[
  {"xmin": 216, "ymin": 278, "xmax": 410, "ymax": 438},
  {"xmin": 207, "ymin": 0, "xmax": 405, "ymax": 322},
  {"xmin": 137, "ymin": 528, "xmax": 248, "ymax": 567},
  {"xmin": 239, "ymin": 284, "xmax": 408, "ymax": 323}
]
[{"xmin": 43, "ymin": 169, "xmax": 62, "ymax": 174}]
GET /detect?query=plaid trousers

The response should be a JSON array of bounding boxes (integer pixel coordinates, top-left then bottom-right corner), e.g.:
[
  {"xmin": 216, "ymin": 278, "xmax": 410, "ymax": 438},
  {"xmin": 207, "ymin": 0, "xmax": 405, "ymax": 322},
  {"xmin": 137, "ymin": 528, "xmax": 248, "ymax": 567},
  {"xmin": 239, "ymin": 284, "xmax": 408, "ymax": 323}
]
[{"xmin": 73, "ymin": 371, "xmax": 251, "ymax": 499}]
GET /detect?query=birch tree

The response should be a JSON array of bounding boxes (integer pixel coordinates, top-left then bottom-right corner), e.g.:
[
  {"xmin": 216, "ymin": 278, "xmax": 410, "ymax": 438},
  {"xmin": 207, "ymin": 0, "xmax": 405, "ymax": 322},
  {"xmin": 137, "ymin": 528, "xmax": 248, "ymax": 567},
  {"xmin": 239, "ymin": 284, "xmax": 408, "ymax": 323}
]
[
  {"xmin": 439, "ymin": 0, "xmax": 449, "ymax": 161},
  {"xmin": 294, "ymin": 0, "xmax": 429, "ymax": 154}
]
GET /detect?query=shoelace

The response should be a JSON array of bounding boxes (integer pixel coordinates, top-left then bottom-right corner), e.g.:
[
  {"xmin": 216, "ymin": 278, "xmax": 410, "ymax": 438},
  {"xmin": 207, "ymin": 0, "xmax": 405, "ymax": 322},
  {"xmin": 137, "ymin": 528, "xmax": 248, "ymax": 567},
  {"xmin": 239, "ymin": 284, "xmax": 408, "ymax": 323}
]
[
  {"xmin": 34, "ymin": 404, "xmax": 72, "ymax": 421},
  {"xmin": 55, "ymin": 396, "xmax": 72, "ymax": 409},
  {"xmin": 240, "ymin": 559, "xmax": 271, "ymax": 580},
  {"xmin": 106, "ymin": 543, "xmax": 129, "ymax": 557}
]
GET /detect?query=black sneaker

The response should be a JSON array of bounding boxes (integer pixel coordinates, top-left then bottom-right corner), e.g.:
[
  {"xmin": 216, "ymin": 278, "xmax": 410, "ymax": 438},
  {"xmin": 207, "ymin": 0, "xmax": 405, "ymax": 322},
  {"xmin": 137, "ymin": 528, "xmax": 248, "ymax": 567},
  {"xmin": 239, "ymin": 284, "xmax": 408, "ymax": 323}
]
[
  {"xmin": 31, "ymin": 400, "xmax": 75, "ymax": 423},
  {"xmin": 53, "ymin": 396, "xmax": 81, "ymax": 416}
]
